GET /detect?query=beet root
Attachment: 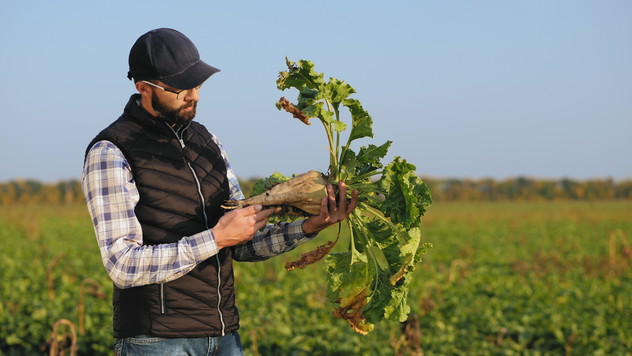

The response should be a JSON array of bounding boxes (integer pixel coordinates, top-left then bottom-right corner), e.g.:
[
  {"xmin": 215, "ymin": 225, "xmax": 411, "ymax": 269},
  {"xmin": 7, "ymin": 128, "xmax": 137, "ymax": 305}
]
[{"xmin": 222, "ymin": 170, "xmax": 328, "ymax": 216}]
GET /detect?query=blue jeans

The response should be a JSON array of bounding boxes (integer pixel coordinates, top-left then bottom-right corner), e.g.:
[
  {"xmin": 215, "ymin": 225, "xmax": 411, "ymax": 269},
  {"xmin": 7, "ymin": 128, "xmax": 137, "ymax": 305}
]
[{"xmin": 114, "ymin": 332, "xmax": 243, "ymax": 356}]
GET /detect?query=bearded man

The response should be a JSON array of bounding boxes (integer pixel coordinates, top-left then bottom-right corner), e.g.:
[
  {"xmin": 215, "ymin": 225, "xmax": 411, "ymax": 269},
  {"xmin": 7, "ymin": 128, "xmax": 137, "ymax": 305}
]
[{"xmin": 81, "ymin": 28, "xmax": 357, "ymax": 356}]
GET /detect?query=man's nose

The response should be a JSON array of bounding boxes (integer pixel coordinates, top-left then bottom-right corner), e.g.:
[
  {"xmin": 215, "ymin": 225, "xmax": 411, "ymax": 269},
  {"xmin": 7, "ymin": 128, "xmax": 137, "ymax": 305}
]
[{"xmin": 183, "ymin": 87, "xmax": 200, "ymax": 101}]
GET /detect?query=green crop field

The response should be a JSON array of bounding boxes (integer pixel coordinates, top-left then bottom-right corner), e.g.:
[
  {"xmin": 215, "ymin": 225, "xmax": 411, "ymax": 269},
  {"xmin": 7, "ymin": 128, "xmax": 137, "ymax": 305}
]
[{"xmin": 1, "ymin": 201, "xmax": 630, "ymax": 355}]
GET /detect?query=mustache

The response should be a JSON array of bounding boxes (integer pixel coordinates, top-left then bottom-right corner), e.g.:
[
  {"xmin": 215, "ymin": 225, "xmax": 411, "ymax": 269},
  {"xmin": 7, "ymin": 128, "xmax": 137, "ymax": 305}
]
[{"xmin": 181, "ymin": 101, "xmax": 197, "ymax": 109}]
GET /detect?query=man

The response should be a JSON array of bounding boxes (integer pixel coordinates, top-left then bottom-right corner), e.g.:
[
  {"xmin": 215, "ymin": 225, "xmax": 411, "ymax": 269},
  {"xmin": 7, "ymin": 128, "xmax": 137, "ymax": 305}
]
[{"xmin": 81, "ymin": 28, "xmax": 358, "ymax": 356}]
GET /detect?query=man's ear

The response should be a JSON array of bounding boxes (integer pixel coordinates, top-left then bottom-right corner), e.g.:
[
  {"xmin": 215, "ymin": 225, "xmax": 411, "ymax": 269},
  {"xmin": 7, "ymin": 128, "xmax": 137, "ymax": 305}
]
[
  {"xmin": 135, "ymin": 81, "xmax": 157, "ymax": 116},
  {"xmin": 135, "ymin": 81, "xmax": 151, "ymax": 96}
]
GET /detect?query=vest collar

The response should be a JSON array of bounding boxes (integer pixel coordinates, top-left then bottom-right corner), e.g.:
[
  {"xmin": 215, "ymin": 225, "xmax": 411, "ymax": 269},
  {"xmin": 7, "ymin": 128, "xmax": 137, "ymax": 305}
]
[{"xmin": 124, "ymin": 94, "xmax": 182, "ymax": 134}]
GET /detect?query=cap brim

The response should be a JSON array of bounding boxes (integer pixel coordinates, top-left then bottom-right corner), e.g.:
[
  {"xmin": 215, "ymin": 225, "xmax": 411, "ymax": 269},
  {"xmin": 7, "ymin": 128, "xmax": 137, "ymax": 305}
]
[{"xmin": 161, "ymin": 60, "xmax": 220, "ymax": 90}]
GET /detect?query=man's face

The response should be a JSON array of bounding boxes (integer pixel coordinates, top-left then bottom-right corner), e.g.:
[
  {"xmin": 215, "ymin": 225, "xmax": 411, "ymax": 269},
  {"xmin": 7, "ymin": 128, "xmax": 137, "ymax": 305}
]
[{"xmin": 149, "ymin": 82, "xmax": 199, "ymax": 127}]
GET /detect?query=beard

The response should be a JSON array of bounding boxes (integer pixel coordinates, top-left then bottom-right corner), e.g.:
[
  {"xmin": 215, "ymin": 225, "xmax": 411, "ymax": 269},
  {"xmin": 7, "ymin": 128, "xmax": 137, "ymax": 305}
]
[{"xmin": 151, "ymin": 92, "xmax": 197, "ymax": 128}]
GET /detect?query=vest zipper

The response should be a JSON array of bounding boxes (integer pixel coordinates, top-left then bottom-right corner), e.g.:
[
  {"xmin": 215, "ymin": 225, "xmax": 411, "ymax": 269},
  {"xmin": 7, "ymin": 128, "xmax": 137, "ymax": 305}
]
[
  {"xmin": 164, "ymin": 122, "xmax": 227, "ymax": 336},
  {"xmin": 160, "ymin": 283, "xmax": 165, "ymax": 314}
]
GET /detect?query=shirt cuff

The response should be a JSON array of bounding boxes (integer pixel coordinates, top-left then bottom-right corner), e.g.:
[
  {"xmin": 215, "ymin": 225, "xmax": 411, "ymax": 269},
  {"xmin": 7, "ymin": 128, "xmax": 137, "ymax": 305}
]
[{"xmin": 195, "ymin": 229, "xmax": 221, "ymax": 260}]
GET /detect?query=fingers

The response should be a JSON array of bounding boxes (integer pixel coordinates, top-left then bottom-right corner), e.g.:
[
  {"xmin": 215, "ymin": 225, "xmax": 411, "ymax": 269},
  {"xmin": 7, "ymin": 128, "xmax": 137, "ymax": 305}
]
[
  {"xmin": 245, "ymin": 206, "xmax": 276, "ymax": 230},
  {"xmin": 320, "ymin": 181, "xmax": 358, "ymax": 223},
  {"xmin": 347, "ymin": 189, "xmax": 359, "ymax": 215},
  {"xmin": 338, "ymin": 181, "xmax": 348, "ymax": 214},
  {"xmin": 255, "ymin": 207, "xmax": 277, "ymax": 222},
  {"xmin": 236, "ymin": 205, "xmax": 273, "ymax": 221},
  {"xmin": 301, "ymin": 182, "xmax": 358, "ymax": 235},
  {"xmin": 320, "ymin": 193, "xmax": 328, "ymax": 217},
  {"xmin": 227, "ymin": 205, "xmax": 275, "ymax": 232},
  {"xmin": 243, "ymin": 204, "xmax": 263, "ymax": 215},
  {"xmin": 327, "ymin": 184, "xmax": 337, "ymax": 216}
]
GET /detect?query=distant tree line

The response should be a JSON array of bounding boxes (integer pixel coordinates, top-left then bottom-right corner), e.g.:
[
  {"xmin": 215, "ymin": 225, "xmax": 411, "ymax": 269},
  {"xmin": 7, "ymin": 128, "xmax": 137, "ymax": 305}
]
[
  {"xmin": 1, "ymin": 176, "xmax": 631, "ymax": 205},
  {"xmin": 0, "ymin": 179, "xmax": 84, "ymax": 205},
  {"xmin": 420, "ymin": 177, "xmax": 632, "ymax": 201}
]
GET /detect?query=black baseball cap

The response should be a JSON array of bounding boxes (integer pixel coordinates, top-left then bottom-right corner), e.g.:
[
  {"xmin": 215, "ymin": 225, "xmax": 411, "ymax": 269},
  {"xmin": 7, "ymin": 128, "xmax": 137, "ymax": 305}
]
[{"xmin": 127, "ymin": 28, "xmax": 220, "ymax": 90}]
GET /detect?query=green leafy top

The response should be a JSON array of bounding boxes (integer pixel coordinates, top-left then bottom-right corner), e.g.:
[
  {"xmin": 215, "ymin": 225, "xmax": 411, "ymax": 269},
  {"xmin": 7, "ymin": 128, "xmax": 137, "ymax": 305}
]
[{"xmin": 275, "ymin": 58, "xmax": 432, "ymax": 334}]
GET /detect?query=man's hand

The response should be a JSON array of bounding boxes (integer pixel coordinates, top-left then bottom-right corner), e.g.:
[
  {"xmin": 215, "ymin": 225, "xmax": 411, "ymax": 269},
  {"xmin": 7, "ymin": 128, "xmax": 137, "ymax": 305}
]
[
  {"xmin": 213, "ymin": 205, "xmax": 277, "ymax": 249},
  {"xmin": 302, "ymin": 181, "xmax": 359, "ymax": 235}
]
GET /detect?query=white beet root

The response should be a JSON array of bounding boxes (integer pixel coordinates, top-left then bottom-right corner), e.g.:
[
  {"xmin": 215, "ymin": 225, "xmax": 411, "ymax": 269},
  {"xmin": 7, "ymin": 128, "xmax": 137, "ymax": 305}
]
[{"xmin": 222, "ymin": 170, "xmax": 328, "ymax": 216}]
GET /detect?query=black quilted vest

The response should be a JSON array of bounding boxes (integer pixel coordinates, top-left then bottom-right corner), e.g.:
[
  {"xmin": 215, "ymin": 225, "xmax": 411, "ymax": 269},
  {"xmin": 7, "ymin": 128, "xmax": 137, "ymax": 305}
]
[{"xmin": 86, "ymin": 94, "xmax": 238, "ymax": 338}]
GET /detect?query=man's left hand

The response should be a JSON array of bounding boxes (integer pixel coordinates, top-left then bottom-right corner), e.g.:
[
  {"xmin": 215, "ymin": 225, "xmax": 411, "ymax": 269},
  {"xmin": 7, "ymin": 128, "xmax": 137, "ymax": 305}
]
[{"xmin": 302, "ymin": 181, "xmax": 359, "ymax": 235}]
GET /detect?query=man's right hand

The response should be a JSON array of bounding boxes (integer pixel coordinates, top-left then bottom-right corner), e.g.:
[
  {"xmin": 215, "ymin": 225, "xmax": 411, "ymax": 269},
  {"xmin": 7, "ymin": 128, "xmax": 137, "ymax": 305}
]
[{"xmin": 212, "ymin": 205, "xmax": 277, "ymax": 249}]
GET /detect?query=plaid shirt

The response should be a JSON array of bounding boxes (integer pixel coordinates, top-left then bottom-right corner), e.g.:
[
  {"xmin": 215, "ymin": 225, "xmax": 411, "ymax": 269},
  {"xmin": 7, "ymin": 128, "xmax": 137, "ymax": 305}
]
[{"xmin": 82, "ymin": 137, "xmax": 316, "ymax": 289}]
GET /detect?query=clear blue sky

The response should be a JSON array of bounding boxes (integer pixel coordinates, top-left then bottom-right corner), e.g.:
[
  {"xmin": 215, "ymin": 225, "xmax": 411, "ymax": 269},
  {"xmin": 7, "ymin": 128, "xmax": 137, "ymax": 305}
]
[{"xmin": 1, "ymin": 1, "xmax": 630, "ymax": 182}]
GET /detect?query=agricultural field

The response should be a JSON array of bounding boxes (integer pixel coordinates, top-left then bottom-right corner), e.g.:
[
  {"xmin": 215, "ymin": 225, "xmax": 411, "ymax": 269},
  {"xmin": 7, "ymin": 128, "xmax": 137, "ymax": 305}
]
[{"xmin": 0, "ymin": 201, "xmax": 630, "ymax": 355}]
